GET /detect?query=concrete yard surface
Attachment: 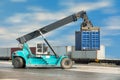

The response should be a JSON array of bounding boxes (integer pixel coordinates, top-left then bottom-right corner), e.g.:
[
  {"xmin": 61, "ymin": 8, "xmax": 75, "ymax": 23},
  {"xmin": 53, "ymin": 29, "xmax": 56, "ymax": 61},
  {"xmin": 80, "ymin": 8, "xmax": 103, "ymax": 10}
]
[
  {"xmin": 70, "ymin": 64, "xmax": 120, "ymax": 74},
  {"xmin": 0, "ymin": 61, "xmax": 120, "ymax": 80}
]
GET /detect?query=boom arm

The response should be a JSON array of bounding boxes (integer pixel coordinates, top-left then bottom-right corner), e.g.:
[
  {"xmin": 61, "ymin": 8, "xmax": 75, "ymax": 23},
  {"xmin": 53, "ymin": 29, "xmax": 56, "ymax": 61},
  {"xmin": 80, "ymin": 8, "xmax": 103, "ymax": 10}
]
[{"xmin": 17, "ymin": 11, "xmax": 93, "ymax": 44}]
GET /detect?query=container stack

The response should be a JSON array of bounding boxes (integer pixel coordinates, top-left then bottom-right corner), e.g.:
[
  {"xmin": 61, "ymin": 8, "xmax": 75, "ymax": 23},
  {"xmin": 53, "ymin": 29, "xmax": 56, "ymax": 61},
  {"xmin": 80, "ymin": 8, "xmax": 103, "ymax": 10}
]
[{"xmin": 75, "ymin": 26, "xmax": 100, "ymax": 51}]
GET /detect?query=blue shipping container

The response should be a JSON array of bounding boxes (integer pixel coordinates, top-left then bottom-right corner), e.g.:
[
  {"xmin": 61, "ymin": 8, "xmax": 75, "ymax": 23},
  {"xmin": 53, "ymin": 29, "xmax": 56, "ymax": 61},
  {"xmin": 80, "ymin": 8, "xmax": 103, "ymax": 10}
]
[
  {"xmin": 75, "ymin": 31, "xmax": 81, "ymax": 50},
  {"xmin": 75, "ymin": 30, "xmax": 100, "ymax": 51}
]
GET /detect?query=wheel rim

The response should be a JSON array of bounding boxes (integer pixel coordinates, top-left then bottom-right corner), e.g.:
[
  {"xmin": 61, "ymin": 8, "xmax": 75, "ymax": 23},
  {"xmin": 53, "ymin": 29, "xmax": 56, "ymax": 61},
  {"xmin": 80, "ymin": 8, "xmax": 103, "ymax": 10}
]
[
  {"xmin": 14, "ymin": 59, "xmax": 19, "ymax": 67},
  {"xmin": 64, "ymin": 60, "xmax": 71, "ymax": 66},
  {"xmin": 61, "ymin": 58, "xmax": 73, "ymax": 69}
]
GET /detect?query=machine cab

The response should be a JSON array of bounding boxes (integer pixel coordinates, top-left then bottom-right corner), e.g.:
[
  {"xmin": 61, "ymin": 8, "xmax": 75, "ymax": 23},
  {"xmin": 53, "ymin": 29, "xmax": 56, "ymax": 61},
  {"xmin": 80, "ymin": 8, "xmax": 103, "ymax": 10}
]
[{"xmin": 36, "ymin": 43, "xmax": 49, "ymax": 57}]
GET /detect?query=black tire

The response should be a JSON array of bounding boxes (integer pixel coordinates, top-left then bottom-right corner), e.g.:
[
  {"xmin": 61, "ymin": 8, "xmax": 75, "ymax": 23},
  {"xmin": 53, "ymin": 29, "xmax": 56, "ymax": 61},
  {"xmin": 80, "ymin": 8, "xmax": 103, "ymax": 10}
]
[
  {"xmin": 13, "ymin": 57, "xmax": 25, "ymax": 68},
  {"xmin": 61, "ymin": 58, "xmax": 73, "ymax": 69}
]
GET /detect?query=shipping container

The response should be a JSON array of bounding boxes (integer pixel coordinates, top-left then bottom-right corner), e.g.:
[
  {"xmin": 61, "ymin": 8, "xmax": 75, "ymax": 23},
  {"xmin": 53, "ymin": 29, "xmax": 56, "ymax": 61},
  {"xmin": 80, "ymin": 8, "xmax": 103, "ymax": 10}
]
[
  {"xmin": 0, "ymin": 44, "xmax": 104, "ymax": 61},
  {"xmin": 11, "ymin": 48, "xmax": 21, "ymax": 54},
  {"xmin": 0, "ymin": 48, "xmax": 11, "ymax": 59},
  {"xmin": 47, "ymin": 45, "xmax": 105, "ymax": 60},
  {"xmin": 96, "ymin": 45, "xmax": 105, "ymax": 59},
  {"xmin": 70, "ymin": 45, "xmax": 105, "ymax": 60},
  {"xmin": 75, "ymin": 27, "xmax": 100, "ymax": 51}
]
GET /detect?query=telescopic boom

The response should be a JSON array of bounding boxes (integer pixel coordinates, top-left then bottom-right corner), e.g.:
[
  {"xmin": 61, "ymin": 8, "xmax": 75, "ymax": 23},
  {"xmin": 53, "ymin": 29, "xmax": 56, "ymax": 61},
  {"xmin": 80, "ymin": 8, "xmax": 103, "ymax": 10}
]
[{"xmin": 17, "ymin": 11, "xmax": 93, "ymax": 44}]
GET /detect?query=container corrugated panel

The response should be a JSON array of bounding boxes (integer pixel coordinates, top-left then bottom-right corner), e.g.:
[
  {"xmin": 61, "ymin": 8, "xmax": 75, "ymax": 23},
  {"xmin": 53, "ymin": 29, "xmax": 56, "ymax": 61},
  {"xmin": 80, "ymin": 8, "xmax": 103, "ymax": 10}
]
[
  {"xmin": 69, "ymin": 45, "xmax": 105, "ymax": 59},
  {"xmin": 75, "ymin": 30, "xmax": 100, "ymax": 51},
  {"xmin": 69, "ymin": 46, "xmax": 97, "ymax": 59},
  {"xmin": 47, "ymin": 46, "xmax": 67, "ymax": 56},
  {"xmin": 71, "ymin": 51, "xmax": 97, "ymax": 59},
  {"xmin": 0, "ymin": 48, "xmax": 11, "ymax": 59},
  {"xmin": 90, "ymin": 31, "xmax": 100, "ymax": 50}
]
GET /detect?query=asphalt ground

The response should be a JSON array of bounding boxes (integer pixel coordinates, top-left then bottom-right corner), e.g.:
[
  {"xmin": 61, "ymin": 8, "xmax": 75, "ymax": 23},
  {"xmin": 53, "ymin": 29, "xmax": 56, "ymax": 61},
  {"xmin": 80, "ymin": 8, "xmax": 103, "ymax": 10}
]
[{"xmin": 0, "ymin": 61, "xmax": 120, "ymax": 80}]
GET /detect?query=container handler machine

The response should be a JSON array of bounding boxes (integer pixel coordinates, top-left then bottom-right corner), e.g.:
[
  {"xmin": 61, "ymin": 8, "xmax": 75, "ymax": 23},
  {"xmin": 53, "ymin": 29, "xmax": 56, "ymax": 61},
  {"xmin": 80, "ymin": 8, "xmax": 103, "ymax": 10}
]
[{"xmin": 12, "ymin": 11, "xmax": 93, "ymax": 69}]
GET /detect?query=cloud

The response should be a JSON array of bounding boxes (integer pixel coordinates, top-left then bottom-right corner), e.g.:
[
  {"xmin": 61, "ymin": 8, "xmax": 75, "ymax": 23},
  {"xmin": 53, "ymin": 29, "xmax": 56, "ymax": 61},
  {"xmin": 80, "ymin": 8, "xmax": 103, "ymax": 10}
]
[
  {"xmin": 101, "ymin": 16, "xmax": 120, "ymax": 37},
  {"xmin": 0, "ymin": 26, "xmax": 19, "ymax": 47},
  {"xmin": 60, "ymin": 0, "xmax": 112, "ymax": 13},
  {"xmin": 5, "ymin": 12, "xmax": 66, "ymax": 24},
  {"xmin": 6, "ymin": 14, "xmax": 24, "ymax": 23},
  {"xmin": 0, "ymin": 27, "xmax": 17, "ymax": 40},
  {"xmin": 27, "ymin": 6, "xmax": 47, "ymax": 12},
  {"xmin": 0, "ymin": 27, "xmax": 7, "ymax": 34},
  {"xmin": 6, "ymin": 0, "xmax": 113, "ymax": 24},
  {"xmin": 102, "ymin": 8, "xmax": 118, "ymax": 14},
  {"xmin": 100, "ymin": 16, "xmax": 120, "ymax": 47},
  {"xmin": 104, "ymin": 16, "xmax": 120, "ymax": 30},
  {"xmin": 5, "ymin": 0, "xmax": 111, "ymax": 41},
  {"xmin": 10, "ymin": 0, "xmax": 27, "ymax": 2},
  {"xmin": 1, "ymin": 0, "xmax": 114, "ymax": 47},
  {"xmin": 0, "ymin": 24, "xmax": 45, "ymax": 47}
]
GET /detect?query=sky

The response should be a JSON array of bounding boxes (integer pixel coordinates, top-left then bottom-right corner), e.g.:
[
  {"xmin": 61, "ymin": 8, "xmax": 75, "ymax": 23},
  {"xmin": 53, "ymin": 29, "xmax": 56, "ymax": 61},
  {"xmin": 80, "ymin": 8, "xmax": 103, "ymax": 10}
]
[{"xmin": 0, "ymin": 0, "xmax": 120, "ymax": 59}]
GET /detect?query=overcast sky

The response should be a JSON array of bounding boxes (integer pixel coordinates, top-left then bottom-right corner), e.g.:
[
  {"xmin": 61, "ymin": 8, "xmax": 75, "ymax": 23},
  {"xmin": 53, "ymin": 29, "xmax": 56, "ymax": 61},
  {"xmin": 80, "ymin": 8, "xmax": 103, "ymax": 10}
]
[{"xmin": 0, "ymin": 0, "xmax": 120, "ymax": 59}]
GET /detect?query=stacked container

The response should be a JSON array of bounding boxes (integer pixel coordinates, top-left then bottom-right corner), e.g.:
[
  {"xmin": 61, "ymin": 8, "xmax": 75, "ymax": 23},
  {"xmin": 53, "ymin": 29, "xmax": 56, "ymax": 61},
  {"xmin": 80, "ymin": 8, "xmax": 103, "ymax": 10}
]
[
  {"xmin": 75, "ymin": 27, "xmax": 100, "ymax": 51},
  {"xmin": 0, "ymin": 48, "xmax": 11, "ymax": 59}
]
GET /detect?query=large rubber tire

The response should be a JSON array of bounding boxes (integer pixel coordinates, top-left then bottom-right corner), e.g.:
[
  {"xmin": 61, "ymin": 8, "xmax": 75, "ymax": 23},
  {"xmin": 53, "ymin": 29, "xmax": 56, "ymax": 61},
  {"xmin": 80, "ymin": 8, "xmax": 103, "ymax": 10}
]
[
  {"xmin": 61, "ymin": 58, "xmax": 73, "ymax": 69},
  {"xmin": 13, "ymin": 57, "xmax": 25, "ymax": 68}
]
